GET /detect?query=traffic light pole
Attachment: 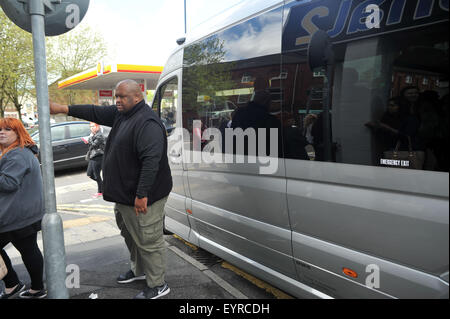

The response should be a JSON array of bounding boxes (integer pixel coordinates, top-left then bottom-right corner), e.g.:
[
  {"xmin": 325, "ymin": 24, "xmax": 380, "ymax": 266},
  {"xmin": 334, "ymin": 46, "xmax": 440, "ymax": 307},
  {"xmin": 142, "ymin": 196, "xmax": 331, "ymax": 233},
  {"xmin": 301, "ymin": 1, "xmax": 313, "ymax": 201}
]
[{"xmin": 29, "ymin": 0, "xmax": 69, "ymax": 299}]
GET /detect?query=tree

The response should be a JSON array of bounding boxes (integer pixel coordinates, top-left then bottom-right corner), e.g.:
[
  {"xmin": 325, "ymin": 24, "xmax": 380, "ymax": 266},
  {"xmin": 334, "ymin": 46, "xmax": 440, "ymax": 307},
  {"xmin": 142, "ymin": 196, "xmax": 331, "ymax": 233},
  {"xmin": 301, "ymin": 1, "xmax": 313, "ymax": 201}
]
[
  {"xmin": 0, "ymin": 8, "xmax": 34, "ymax": 119},
  {"xmin": 3, "ymin": 29, "xmax": 34, "ymax": 120},
  {"xmin": 0, "ymin": 9, "xmax": 13, "ymax": 118},
  {"xmin": 1, "ymin": 9, "xmax": 108, "ymax": 120},
  {"xmin": 47, "ymin": 24, "xmax": 108, "ymax": 105}
]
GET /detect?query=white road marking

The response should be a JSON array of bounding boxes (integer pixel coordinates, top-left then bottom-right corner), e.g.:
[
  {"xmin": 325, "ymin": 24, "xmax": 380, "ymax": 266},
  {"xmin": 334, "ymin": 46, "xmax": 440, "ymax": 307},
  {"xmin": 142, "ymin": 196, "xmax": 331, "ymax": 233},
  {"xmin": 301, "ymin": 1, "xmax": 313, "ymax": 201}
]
[{"xmin": 56, "ymin": 181, "xmax": 96, "ymax": 195}]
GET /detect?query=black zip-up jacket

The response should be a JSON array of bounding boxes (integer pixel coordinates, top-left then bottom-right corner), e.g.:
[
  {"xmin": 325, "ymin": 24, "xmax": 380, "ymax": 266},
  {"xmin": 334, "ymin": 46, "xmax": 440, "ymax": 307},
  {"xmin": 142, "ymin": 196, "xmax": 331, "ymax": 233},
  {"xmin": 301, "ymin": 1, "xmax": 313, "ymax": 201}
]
[
  {"xmin": 86, "ymin": 131, "xmax": 106, "ymax": 160},
  {"xmin": 68, "ymin": 100, "xmax": 172, "ymax": 206}
]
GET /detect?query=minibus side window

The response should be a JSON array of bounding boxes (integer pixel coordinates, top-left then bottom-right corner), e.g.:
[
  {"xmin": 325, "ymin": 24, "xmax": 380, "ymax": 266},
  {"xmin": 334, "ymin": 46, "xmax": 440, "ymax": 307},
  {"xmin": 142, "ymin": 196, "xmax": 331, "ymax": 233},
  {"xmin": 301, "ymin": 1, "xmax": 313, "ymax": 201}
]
[
  {"xmin": 154, "ymin": 78, "xmax": 178, "ymax": 136},
  {"xmin": 281, "ymin": 22, "xmax": 449, "ymax": 172},
  {"xmin": 181, "ymin": 6, "xmax": 284, "ymax": 159}
]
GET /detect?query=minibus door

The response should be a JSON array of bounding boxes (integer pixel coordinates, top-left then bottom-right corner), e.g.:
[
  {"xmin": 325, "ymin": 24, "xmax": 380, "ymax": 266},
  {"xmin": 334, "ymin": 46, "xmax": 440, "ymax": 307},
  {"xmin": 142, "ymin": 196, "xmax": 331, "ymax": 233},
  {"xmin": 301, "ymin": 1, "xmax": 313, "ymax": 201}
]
[
  {"xmin": 153, "ymin": 74, "xmax": 192, "ymax": 240},
  {"xmin": 282, "ymin": 0, "xmax": 336, "ymax": 297}
]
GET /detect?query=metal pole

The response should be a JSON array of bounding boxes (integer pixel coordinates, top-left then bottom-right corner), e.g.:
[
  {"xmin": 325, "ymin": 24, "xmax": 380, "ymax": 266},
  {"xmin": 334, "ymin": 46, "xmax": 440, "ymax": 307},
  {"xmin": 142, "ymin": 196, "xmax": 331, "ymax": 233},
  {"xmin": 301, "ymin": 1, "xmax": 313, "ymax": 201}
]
[
  {"xmin": 322, "ymin": 68, "xmax": 331, "ymax": 162},
  {"xmin": 29, "ymin": 0, "xmax": 68, "ymax": 299},
  {"xmin": 323, "ymin": 44, "xmax": 334, "ymax": 162},
  {"xmin": 184, "ymin": 0, "xmax": 187, "ymax": 34}
]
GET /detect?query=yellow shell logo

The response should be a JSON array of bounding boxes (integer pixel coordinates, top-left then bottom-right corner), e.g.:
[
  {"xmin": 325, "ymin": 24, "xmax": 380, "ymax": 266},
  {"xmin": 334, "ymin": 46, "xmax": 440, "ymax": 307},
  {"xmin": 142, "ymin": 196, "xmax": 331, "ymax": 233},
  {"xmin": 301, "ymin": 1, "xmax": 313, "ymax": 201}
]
[{"xmin": 97, "ymin": 62, "xmax": 103, "ymax": 75}]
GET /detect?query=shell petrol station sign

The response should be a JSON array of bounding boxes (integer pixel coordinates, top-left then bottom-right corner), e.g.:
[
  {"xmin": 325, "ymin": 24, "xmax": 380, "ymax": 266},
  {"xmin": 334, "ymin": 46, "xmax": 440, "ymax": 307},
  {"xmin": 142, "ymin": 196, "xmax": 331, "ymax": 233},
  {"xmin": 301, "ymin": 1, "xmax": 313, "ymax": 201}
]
[{"xmin": 57, "ymin": 62, "xmax": 163, "ymax": 104}]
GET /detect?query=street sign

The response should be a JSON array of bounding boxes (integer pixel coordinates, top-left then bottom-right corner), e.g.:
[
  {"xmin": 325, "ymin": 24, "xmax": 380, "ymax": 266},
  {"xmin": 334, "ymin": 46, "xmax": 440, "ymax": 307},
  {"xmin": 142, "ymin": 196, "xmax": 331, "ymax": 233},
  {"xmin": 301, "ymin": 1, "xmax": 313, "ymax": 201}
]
[
  {"xmin": 99, "ymin": 90, "xmax": 113, "ymax": 97},
  {"xmin": 0, "ymin": 0, "xmax": 89, "ymax": 36}
]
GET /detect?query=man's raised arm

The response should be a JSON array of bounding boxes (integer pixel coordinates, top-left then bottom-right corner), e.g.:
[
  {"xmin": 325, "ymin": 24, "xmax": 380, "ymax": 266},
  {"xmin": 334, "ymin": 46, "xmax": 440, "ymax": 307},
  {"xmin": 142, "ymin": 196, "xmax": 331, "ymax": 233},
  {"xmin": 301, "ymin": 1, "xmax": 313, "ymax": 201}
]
[
  {"xmin": 49, "ymin": 101, "xmax": 118, "ymax": 127},
  {"xmin": 49, "ymin": 101, "xmax": 69, "ymax": 115}
]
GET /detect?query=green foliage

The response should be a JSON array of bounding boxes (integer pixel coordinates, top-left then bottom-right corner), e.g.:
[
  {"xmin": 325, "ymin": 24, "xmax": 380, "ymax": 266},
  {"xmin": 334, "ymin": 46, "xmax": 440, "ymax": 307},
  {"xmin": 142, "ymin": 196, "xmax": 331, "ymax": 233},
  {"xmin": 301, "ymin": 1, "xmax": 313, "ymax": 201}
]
[
  {"xmin": 47, "ymin": 24, "xmax": 108, "ymax": 79},
  {"xmin": 1, "ymin": 7, "xmax": 109, "ymax": 118},
  {"xmin": 47, "ymin": 24, "xmax": 109, "ymax": 105},
  {"xmin": 0, "ymin": 8, "xmax": 34, "ymax": 119}
]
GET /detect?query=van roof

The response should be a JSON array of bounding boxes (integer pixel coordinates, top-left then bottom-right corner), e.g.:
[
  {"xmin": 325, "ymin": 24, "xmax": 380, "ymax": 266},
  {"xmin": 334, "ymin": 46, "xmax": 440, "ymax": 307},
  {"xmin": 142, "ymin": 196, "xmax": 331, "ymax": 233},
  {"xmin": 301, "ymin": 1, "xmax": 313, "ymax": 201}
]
[
  {"xmin": 185, "ymin": 0, "xmax": 282, "ymax": 46},
  {"xmin": 161, "ymin": 0, "xmax": 283, "ymax": 78}
]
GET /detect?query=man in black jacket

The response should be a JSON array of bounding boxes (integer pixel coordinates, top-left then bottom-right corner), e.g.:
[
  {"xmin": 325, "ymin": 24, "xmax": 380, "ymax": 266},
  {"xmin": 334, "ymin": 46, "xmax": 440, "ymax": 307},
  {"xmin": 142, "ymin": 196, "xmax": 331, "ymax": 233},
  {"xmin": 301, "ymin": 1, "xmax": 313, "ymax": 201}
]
[{"xmin": 50, "ymin": 79, "xmax": 172, "ymax": 299}]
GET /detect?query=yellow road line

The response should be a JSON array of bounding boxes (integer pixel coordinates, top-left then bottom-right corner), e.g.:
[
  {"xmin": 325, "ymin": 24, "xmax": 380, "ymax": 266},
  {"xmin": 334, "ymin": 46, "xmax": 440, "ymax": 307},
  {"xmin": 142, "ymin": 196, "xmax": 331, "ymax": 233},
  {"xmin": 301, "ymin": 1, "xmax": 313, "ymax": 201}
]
[
  {"xmin": 173, "ymin": 234, "xmax": 198, "ymax": 251},
  {"xmin": 63, "ymin": 216, "xmax": 112, "ymax": 229},
  {"xmin": 171, "ymin": 234, "xmax": 293, "ymax": 299},
  {"xmin": 58, "ymin": 204, "xmax": 113, "ymax": 208},
  {"xmin": 221, "ymin": 261, "xmax": 294, "ymax": 299},
  {"xmin": 58, "ymin": 211, "xmax": 89, "ymax": 217},
  {"xmin": 58, "ymin": 207, "xmax": 112, "ymax": 213}
]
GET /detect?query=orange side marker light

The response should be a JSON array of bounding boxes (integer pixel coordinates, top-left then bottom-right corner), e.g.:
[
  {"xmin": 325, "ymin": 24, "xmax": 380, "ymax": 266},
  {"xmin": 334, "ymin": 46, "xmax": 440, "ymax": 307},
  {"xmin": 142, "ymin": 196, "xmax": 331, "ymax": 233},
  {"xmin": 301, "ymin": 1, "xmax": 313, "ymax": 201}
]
[{"xmin": 342, "ymin": 268, "xmax": 358, "ymax": 278}]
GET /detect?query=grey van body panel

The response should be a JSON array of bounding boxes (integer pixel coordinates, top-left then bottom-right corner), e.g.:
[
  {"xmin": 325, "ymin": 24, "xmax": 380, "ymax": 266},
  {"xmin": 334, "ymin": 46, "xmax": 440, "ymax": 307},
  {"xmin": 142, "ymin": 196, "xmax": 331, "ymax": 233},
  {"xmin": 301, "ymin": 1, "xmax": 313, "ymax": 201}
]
[
  {"xmin": 197, "ymin": 231, "xmax": 333, "ymax": 299},
  {"xmin": 185, "ymin": 157, "xmax": 296, "ymax": 278},
  {"xmin": 190, "ymin": 202, "xmax": 296, "ymax": 278},
  {"xmin": 166, "ymin": 192, "xmax": 190, "ymax": 239},
  {"xmin": 287, "ymin": 159, "xmax": 449, "ymax": 297},
  {"xmin": 286, "ymin": 159, "xmax": 449, "ymax": 276},
  {"xmin": 286, "ymin": 159, "xmax": 449, "ymax": 197},
  {"xmin": 292, "ymin": 232, "xmax": 449, "ymax": 299},
  {"xmin": 161, "ymin": 48, "xmax": 183, "ymax": 80}
]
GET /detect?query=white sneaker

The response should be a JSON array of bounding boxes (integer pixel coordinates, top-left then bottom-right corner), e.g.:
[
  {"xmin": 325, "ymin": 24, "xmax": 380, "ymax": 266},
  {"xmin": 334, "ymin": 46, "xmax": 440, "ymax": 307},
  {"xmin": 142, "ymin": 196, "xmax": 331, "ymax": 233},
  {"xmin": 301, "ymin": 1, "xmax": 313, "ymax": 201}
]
[{"xmin": 134, "ymin": 283, "xmax": 170, "ymax": 299}]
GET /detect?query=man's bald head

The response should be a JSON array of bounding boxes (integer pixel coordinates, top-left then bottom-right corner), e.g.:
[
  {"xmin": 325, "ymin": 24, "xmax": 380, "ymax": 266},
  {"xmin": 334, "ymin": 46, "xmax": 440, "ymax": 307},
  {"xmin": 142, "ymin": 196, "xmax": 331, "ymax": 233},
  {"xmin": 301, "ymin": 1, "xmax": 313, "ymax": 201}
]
[
  {"xmin": 115, "ymin": 79, "xmax": 144, "ymax": 113},
  {"xmin": 116, "ymin": 80, "xmax": 143, "ymax": 98}
]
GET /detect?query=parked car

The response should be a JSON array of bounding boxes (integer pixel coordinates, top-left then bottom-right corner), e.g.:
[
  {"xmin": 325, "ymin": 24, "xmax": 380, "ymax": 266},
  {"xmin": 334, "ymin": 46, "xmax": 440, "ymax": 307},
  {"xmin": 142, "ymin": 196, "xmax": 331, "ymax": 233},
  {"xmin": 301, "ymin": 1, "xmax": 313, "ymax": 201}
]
[
  {"xmin": 30, "ymin": 121, "xmax": 110, "ymax": 171},
  {"xmin": 22, "ymin": 116, "xmax": 38, "ymax": 128}
]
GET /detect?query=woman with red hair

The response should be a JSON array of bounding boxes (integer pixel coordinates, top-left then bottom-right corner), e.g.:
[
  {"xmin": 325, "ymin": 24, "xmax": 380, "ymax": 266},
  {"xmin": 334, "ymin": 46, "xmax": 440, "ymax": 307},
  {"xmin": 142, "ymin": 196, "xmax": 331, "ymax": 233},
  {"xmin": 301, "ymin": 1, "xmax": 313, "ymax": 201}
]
[{"xmin": 0, "ymin": 118, "xmax": 46, "ymax": 299}]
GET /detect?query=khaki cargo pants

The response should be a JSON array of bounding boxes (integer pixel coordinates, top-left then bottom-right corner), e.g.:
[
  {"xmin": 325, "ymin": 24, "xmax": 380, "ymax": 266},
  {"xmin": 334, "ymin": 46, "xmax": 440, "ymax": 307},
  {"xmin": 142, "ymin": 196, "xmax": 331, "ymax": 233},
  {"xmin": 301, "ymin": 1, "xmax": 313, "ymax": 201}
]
[{"xmin": 114, "ymin": 196, "xmax": 168, "ymax": 288}]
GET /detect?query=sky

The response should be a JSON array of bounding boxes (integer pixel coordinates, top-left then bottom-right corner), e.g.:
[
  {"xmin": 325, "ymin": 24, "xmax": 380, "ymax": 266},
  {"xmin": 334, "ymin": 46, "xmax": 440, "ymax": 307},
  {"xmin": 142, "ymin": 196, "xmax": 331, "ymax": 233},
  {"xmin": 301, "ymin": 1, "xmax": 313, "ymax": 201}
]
[{"xmin": 77, "ymin": 0, "xmax": 245, "ymax": 66}]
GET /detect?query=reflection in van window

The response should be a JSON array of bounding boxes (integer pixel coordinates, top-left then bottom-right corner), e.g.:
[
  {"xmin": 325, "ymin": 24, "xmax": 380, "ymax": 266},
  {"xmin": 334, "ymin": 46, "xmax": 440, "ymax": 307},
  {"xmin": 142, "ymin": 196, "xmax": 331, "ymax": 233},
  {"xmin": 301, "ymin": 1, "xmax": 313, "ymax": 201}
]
[
  {"xmin": 282, "ymin": 20, "xmax": 449, "ymax": 172},
  {"xmin": 182, "ymin": 7, "xmax": 284, "ymax": 158},
  {"xmin": 157, "ymin": 78, "xmax": 178, "ymax": 136}
]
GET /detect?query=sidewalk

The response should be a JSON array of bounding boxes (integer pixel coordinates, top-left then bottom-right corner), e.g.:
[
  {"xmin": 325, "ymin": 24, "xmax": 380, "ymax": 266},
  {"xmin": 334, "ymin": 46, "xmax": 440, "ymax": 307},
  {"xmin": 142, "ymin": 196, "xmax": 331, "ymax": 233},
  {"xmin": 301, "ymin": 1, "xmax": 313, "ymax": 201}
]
[
  {"xmin": 3, "ymin": 232, "xmax": 278, "ymax": 300},
  {"xmin": 65, "ymin": 235, "xmax": 249, "ymax": 300},
  {"xmin": 2, "ymin": 234, "xmax": 288, "ymax": 317},
  {"xmin": 2, "ymin": 181, "xmax": 281, "ymax": 300}
]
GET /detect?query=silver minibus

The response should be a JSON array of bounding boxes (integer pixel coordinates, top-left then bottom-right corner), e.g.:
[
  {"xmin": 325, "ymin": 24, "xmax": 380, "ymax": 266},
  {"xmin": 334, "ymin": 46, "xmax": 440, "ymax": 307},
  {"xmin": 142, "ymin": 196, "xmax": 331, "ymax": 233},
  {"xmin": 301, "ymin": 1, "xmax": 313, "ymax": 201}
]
[{"xmin": 151, "ymin": 0, "xmax": 449, "ymax": 298}]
